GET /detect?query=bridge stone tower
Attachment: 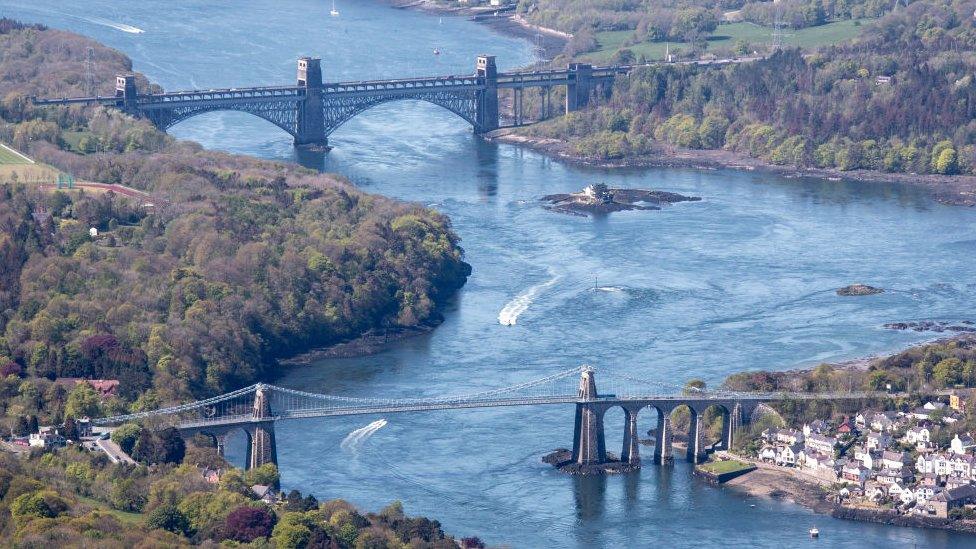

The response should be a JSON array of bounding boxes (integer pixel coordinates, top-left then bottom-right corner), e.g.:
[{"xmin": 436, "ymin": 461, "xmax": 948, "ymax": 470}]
[
  {"xmin": 475, "ymin": 55, "xmax": 499, "ymax": 133},
  {"xmin": 248, "ymin": 384, "xmax": 278, "ymax": 470},
  {"xmin": 296, "ymin": 57, "xmax": 328, "ymax": 147},
  {"xmin": 653, "ymin": 408, "xmax": 674, "ymax": 465},
  {"xmin": 115, "ymin": 74, "xmax": 138, "ymax": 115},
  {"xmin": 565, "ymin": 63, "xmax": 593, "ymax": 113},
  {"xmin": 572, "ymin": 367, "xmax": 606, "ymax": 465}
]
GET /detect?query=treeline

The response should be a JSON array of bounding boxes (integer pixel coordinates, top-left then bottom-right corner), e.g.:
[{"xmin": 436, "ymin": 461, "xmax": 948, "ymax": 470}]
[
  {"xmin": 0, "ymin": 22, "xmax": 470, "ymax": 421},
  {"xmin": 722, "ymin": 337, "xmax": 976, "ymax": 451},
  {"xmin": 0, "ymin": 439, "xmax": 471, "ymax": 548},
  {"xmin": 526, "ymin": 0, "xmax": 976, "ymax": 175}
]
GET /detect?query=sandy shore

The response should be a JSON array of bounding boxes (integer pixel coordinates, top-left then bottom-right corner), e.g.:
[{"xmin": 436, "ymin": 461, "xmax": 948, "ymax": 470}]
[
  {"xmin": 488, "ymin": 130, "xmax": 976, "ymax": 207},
  {"xmin": 721, "ymin": 457, "xmax": 836, "ymax": 514}
]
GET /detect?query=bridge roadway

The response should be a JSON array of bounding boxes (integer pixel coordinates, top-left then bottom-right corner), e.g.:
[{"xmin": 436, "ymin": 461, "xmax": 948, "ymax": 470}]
[
  {"xmin": 92, "ymin": 367, "xmax": 884, "ymax": 472},
  {"xmin": 32, "ymin": 54, "xmax": 763, "ymax": 146}
]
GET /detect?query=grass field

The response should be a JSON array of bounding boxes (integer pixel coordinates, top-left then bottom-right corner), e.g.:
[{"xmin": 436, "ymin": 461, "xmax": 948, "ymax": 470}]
[
  {"xmin": 585, "ymin": 20, "xmax": 869, "ymax": 63},
  {"xmin": 697, "ymin": 458, "xmax": 754, "ymax": 475},
  {"xmin": 75, "ymin": 495, "xmax": 144, "ymax": 525},
  {"xmin": 0, "ymin": 142, "xmax": 32, "ymax": 164}
]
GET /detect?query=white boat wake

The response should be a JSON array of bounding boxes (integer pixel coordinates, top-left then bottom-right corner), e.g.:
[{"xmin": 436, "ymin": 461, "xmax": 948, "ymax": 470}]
[
  {"xmin": 498, "ymin": 276, "xmax": 559, "ymax": 326},
  {"xmin": 594, "ymin": 286, "xmax": 623, "ymax": 292},
  {"xmin": 82, "ymin": 16, "xmax": 145, "ymax": 34},
  {"xmin": 340, "ymin": 419, "xmax": 387, "ymax": 451}
]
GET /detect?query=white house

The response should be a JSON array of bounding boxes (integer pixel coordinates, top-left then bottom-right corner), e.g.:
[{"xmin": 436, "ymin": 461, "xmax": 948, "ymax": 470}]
[
  {"xmin": 854, "ymin": 447, "xmax": 877, "ymax": 470},
  {"xmin": 805, "ymin": 433, "xmax": 838, "ymax": 455},
  {"xmin": 881, "ymin": 450, "xmax": 911, "ymax": 471},
  {"xmin": 777, "ymin": 443, "xmax": 803, "ymax": 467},
  {"xmin": 949, "ymin": 454, "xmax": 975, "ymax": 478},
  {"xmin": 951, "ymin": 434, "xmax": 976, "ymax": 455},
  {"xmin": 905, "ymin": 426, "xmax": 931, "ymax": 447}
]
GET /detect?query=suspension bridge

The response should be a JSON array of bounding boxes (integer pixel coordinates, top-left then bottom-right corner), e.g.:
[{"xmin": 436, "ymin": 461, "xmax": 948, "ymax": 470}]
[
  {"xmin": 92, "ymin": 366, "xmax": 877, "ymax": 471},
  {"xmin": 32, "ymin": 54, "xmax": 760, "ymax": 148}
]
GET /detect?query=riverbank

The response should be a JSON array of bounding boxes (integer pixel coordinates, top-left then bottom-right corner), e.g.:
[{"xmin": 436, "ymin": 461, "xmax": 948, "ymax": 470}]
[
  {"xmin": 488, "ymin": 129, "xmax": 976, "ymax": 207},
  {"xmin": 722, "ymin": 456, "xmax": 976, "ymax": 535},
  {"xmin": 384, "ymin": 0, "xmax": 569, "ymax": 59}
]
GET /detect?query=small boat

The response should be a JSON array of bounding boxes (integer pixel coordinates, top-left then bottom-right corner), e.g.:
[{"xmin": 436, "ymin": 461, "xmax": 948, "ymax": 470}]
[
  {"xmin": 330, "ymin": 0, "xmax": 339, "ymax": 17},
  {"xmin": 433, "ymin": 48, "xmax": 440, "ymax": 55},
  {"xmin": 809, "ymin": 527, "xmax": 819, "ymax": 538}
]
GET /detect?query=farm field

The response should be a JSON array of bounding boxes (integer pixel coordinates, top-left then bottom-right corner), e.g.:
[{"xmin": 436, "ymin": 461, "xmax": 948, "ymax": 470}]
[{"xmin": 584, "ymin": 20, "xmax": 869, "ymax": 63}]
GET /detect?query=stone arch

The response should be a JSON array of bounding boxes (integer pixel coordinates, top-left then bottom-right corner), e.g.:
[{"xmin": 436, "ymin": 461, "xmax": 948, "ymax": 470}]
[
  {"xmin": 695, "ymin": 403, "xmax": 733, "ymax": 453},
  {"xmin": 600, "ymin": 404, "xmax": 628, "ymax": 462}
]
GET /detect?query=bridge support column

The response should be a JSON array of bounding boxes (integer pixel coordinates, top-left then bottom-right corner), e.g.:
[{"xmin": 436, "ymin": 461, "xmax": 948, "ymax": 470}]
[
  {"xmin": 572, "ymin": 403, "xmax": 606, "ymax": 465},
  {"xmin": 653, "ymin": 412, "xmax": 673, "ymax": 465},
  {"xmin": 115, "ymin": 74, "xmax": 139, "ymax": 116},
  {"xmin": 249, "ymin": 422, "xmax": 277, "ymax": 470},
  {"xmin": 621, "ymin": 407, "xmax": 641, "ymax": 466},
  {"xmin": 296, "ymin": 57, "xmax": 328, "ymax": 148},
  {"xmin": 565, "ymin": 63, "xmax": 593, "ymax": 113},
  {"xmin": 475, "ymin": 55, "xmax": 499, "ymax": 133},
  {"xmin": 687, "ymin": 409, "xmax": 707, "ymax": 464},
  {"xmin": 215, "ymin": 434, "xmax": 226, "ymax": 458},
  {"xmin": 572, "ymin": 367, "xmax": 606, "ymax": 465},
  {"xmin": 247, "ymin": 384, "xmax": 278, "ymax": 470}
]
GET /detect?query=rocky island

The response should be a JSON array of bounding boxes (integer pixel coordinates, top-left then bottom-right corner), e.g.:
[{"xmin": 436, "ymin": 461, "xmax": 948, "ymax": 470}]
[
  {"xmin": 542, "ymin": 183, "xmax": 700, "ymax": 216},
  {"xmin": 542, "ymin": 449, "xmax": 640, "ymax": 475},
  {"xmin": 836, "ymin": 284, "xmax": 885, "ymax": 296}
]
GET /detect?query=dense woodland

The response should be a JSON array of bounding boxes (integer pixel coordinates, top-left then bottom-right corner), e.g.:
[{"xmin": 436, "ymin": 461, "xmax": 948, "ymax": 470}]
[
  {"xmin": 525, "ymin": 0, "xmax": 976, "ymax": 175},
  {"xmin": 0, "ymin": 441, "xmax": 468, "ymax": 548},
  {"xmin": 0, "ymin": 22, "xmax": 470, "ymax": 424},
  {"xmin": 0, "ymin": 19, "xmax": 476, "ymax": 548}
]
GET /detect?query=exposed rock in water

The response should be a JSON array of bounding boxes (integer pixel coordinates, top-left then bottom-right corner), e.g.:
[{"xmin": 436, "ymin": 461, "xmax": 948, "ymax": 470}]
[
  {"xmin": 542, "ymin": 448, "xmax": 640, "ymax": 475},
  {"xmin": 836, "ymin": 284, "xmax": 884, "ymax": 296},
  {"xmin": 542, "ymin": 183, "xmax": 700, "ymax": 216},
  {"xmin": 883, "ymin": 320, "xmax": 976, "ymax": 333}
]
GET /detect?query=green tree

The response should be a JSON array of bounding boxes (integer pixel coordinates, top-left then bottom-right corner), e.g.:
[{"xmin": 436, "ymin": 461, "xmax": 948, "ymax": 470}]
[
  {"xmin": 146, "ymin": 504, "xmax": 191, "ymax": 536},
  {"xmin": 64, "ymin": 382, "xmax": 101, "ymax": 419},
  {"xmin": 271, "ymin": 512, "xmax": 313, "ymax": 549},
  {"xmin": 112, "ymin": 423, "xmax": 143, "ymax": 454}
]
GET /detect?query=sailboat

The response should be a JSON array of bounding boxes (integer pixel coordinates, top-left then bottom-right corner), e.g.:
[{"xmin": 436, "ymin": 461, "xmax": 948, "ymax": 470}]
[{"xmin": 330, "ymin": 0, "xmax": 340, "ymax": 17}]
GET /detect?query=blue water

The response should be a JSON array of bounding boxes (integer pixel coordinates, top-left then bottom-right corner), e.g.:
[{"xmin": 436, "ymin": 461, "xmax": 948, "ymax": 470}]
[{"xmin": 7, "ymin": 0, "xmax": 976, "ymax": 546}]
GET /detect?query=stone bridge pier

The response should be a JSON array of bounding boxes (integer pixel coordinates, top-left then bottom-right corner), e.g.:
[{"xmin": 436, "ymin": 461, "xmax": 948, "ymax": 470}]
[
  {"xmin": 184, "ymin": 384, "xmax": 278, "ymax": 471},
  {"xmin": 569, "ymin": 370, "xmax": 756, "ymax": 469}
]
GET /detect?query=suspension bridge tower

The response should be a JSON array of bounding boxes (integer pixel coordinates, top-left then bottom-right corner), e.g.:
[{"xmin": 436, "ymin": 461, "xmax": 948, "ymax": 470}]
[
  {"xmin": 572, "ymin": 367, "xmax": 606, "ymax": 465},
  {"xmin": 248, "ymin": 384, "xmax": 278, "ymax": 470}
]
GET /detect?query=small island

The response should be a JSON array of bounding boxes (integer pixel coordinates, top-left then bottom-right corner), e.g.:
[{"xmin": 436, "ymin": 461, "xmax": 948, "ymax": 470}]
[
  {"xmin": 542, "ymin": 448, "xmax": 640, "ymax": 475},
  {"xmin": 837, "ymin": 284, "xmax": 885, "ymax": 296},
  {"xmin": 542, "ymin": 183, "xmax": 700, "ymax": 216}
]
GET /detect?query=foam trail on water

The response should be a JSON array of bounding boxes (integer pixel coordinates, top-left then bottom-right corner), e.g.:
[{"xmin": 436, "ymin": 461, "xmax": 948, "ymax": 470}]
[
  {"xmin": 340, "ymin": 419, "xmax": 387, "ymax": 451},
  {"xmin": 81, "ymin": 16, "xmax": 145, "ymax": 34},
  {"xmin": 498, "ymin": 276, "xmax": 559, "ymax": 326}
]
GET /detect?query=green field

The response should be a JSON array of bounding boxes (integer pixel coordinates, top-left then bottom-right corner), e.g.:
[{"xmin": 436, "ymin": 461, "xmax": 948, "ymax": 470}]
[
  {"xmin": 75, "ymin": 495, "xmax": 144, "ymax": 525},
  {"xmin": 0, "ymin": 143, "xmax": 31, "ymax": 164},
  {"xmin": 585, "ymin": 20, "xmax": 869, "ymax": 63},
  {"xmin": 697, "ymin": 459, "xmax": 754, "ymax": 475}
]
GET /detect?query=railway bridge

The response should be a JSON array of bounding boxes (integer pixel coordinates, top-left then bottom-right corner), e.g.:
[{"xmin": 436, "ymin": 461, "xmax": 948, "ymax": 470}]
[
  {"xmin": 93, "ymin": 366, "xmax": 873, "ymax": 471},
  {"xmin": 32, "ymin": 55, "xmax": 756, "ymax": 148}
]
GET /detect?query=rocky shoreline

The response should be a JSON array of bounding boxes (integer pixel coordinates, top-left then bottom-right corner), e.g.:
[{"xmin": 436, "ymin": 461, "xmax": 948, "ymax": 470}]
[
  {"xmin": 278, "ymin": 324, "xmax": 437, "ymax": 366},
  {"xmin": 384, "ymin": 0, "xmax": 569, "ymax": 59},
  {"xmin": 831, "ymin": 506, "xmax": 976, "ymax": 534},
  {"xmin": 487, "ymin": 130, "xmax": 976, "ymax": 207},
  {"xmin": 542, "ymin": 449, "xmax": 640, "ymax": 475}
]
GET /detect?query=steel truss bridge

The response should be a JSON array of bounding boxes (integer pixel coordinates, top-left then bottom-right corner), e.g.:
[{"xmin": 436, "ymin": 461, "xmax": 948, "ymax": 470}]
[
  {"xmin": 92, "ymin": 365, "xmax": 879, "ymax": 470},
  {"xmin": 32, "ymin": 55, "xmax": 759, "ymax": 148}
]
